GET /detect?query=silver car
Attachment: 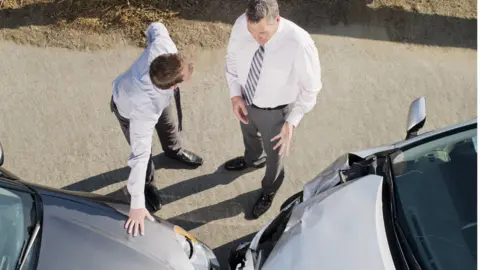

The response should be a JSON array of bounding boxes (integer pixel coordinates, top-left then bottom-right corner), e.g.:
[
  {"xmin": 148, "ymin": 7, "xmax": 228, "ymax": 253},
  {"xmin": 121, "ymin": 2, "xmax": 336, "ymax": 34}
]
[
  {"xmin": 0, "ymin": 144, "xmax": 220, "ymax": 270},
  {"xmin": 229, "ymin": 97, "xmax": 477, "ymax": 270}
]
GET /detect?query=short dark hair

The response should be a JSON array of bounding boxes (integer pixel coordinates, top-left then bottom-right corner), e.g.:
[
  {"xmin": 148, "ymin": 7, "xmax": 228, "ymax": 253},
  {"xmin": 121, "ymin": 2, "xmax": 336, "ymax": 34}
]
[
  {"xmin": 246, "ymin": 0, "xmax": 279, "ymax": 24},
  {"xmin": 149, "ymin": 53, "xmax": 184, "ymax": 90}
]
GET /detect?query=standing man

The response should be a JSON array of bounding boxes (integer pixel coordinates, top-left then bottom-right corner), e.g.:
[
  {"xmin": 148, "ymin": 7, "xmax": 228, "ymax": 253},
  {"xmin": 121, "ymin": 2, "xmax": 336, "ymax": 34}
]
[
  {"xmin": 224, "ymin": 0, "xmax": 322, "ymax": 219},
  {"xmin": 110, "ymin": 22, "xmax": 203, "ymax": 236}
]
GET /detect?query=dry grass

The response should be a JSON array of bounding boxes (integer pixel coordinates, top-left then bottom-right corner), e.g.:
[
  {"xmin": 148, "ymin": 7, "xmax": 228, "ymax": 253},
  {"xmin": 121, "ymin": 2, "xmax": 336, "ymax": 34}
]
[
  {"xmin": 0, "ymin": 0, "xmax": 477, "ymax": 51},
  {"xmin": 1, "ymin": 0, "xmax": 179, "ymax": 46},
  {"xmin": 369, "ymin": 0, "xmax": 477, "ymax": 18}
]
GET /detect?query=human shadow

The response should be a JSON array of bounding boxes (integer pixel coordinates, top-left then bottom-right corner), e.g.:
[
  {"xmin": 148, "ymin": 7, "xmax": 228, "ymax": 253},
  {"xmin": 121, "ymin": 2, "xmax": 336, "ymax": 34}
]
[
  {"xmin": 0, "ymin": 0, "xmax": 476, "ymax": 49},
  {"xmin": 69, "ymin": 159, "xmax": 261, "ymax": 215},
  {"xmin": 62, "ymin": 153, "xmax": 197, "ymax": 193},
  {"xmin": 167, "ymin": 189, "xmax": 262, "ymax": 231},
  {"xmin": 157, "ymin": 166, "xmax": 259, "ymax": 206},
  {"xmin": 103, "ymin": 183, "xmax": 262, "ymax": 232},
  {"xmin": 104, "ymin": 165, "xmax": 261, "ymax": 207}
]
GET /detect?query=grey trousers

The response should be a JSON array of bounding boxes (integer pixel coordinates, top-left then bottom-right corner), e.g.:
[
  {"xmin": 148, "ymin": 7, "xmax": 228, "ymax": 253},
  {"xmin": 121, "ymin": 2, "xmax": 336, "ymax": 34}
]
[
  {"xmin": 241, "ymin": 105, "xmax": 290, "ymax": 194},
  {"xmin": 110, "ymin": 97, "xmax": 182, "ymax": 184}
]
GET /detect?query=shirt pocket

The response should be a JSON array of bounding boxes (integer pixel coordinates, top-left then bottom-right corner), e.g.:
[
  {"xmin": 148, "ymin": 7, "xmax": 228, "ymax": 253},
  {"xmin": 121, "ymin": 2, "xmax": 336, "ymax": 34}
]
[
  {"xmin": 261, "ymin": 52, "xmax": 295, "ymax": 88},
  {"xmin": 260, "ymin": 66, "xmax": 292, "ymax": 89}
]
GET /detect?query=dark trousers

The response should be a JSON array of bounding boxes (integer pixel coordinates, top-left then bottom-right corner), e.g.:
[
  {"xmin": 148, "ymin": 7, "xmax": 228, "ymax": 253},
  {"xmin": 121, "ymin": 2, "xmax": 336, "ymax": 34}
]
[
  {"xmin": 110, "ymin": 97, "xmax": 182, "ymax": 184},
  {"xmin": 241, "ymin": 105, "xmax": 290, "ymax": 194}
]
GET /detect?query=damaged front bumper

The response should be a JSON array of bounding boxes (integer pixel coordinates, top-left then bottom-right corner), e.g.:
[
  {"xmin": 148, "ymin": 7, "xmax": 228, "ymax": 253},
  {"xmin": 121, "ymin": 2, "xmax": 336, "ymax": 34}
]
[
  {"xmin": 228, "ymin": 152, "xmax": 380, "ymax": 270},
  {"xmin": 303, "ymin": 152, "xmax": 376, "ymax": 201},
  {"xmin": 228, "ymin": 202, "xmax": 296, "ymax": 270}
]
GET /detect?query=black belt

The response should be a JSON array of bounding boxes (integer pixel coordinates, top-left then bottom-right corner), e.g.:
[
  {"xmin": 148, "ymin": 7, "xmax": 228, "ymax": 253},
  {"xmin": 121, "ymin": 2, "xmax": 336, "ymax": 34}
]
[{"xmin": 251, "ymin": 104, "xmax": 288, "ymax": 111}]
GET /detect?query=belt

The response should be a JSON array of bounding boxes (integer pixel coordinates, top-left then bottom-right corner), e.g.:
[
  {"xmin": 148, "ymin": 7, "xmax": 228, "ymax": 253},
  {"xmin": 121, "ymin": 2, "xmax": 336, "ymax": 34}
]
[{"xmin": 251, "ymin": 104, "xmax": 288, "ymax": 111}]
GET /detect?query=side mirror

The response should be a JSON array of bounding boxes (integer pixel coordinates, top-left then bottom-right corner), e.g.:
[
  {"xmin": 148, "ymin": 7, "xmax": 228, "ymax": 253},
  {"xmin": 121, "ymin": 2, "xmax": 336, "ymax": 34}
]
[
  {"xmin": 406, "ymin": 97, "xmax": 427, "ymax": 139},
  {"xmin": 0, "ymin": 141, "xmax": 4, "ymax": 166}
]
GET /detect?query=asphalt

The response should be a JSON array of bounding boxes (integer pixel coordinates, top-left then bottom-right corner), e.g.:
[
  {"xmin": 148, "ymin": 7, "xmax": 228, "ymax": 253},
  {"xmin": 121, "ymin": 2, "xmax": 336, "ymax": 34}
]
[{"xmin": 0, "ymin": 26, "xmax": 476, "ymax": 269}]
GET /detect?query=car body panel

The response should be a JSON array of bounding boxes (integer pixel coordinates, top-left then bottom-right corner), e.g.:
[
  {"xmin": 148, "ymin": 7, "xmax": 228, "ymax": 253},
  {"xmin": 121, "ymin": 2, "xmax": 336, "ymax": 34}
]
[
  {"xmin": 351, "ymin": 119, "xmax": 476, "ymax": 159},
  {"xmin": 233, "ymin": 118, "xmax": 477, "ymax": 270},
  {"xmin": 261, "ymin": 175, "xmax": 394, "ymax": 270},
  {"xmin": 351, "ymin": 145, "xmax": 396, "ymax": 159},
  {"xmin": 302, "ymin": 153, "xmax": 351, "ymax": 201},
  {"xmin": 393, "ymin": 119, "xmax": 476, "ymax": 149},
  {"xmin": 0, "ymin": 170, "xmax": 219, "ymax": 270},
  {"xmin": 304, "ymin": 119, "xmax": 477, "ymax": 202},
  {"xmin": 35, "ymin": 191, "xmax": 195, "ymax": 270}
]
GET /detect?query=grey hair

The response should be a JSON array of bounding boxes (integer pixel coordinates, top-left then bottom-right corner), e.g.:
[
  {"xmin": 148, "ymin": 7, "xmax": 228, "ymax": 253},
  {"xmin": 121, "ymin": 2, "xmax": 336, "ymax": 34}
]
[{"xmin": 246, "ymin": 0, "xmax": 279, "ymax": 24}]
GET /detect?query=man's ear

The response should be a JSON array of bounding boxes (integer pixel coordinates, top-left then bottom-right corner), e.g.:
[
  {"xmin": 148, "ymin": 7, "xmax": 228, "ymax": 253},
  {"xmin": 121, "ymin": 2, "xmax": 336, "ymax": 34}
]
[
  {"xmin": 276, "ymin": 16, "xmax": 280, "ymax": 23},
  {"xmin": 172, "ymin": 84, "xmax": 178, "ymax": 89}
]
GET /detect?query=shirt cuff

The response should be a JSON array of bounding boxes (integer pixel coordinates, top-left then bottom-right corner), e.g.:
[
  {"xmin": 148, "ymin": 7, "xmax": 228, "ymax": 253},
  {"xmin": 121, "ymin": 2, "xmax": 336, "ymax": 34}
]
[
  {"xmin": 286, "ymin": 109, "xmax": 305, "ymax": 128},
  {"xmin": 229, "ymin": 83, "xmax": 242, "ymax": 99},
  {"xmin": 130, "ymin": 194, "xmax": 146, "ymax": 210}
]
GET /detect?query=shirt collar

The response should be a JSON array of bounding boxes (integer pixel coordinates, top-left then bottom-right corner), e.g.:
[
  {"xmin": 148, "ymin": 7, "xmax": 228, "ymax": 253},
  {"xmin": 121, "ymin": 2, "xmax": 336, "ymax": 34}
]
[
  {"xmin": 154, "ymin": 86, "xmax": 175, "ymax": 96},
  {"xmin": 264, "ymin": 17, "xmax": 285, "ymax": 49}
]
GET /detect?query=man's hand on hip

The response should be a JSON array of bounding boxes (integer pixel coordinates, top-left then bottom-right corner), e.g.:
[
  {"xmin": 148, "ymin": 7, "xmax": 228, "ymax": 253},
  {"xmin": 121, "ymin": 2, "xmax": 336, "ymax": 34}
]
[
  {"xmin": 271, "ymin": 122, "xmax": 294, "ymax": 157},
  {"xmin": 231, "ymin": 96, "xmax": 249, "ymax": 124},
  {"xmin": 125, "ymin": 208, "xmax": 155, "ymax": 236}
]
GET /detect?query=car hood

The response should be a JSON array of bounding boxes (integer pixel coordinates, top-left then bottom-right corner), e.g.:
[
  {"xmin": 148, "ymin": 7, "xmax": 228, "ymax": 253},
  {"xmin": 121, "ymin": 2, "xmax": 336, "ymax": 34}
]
[
  {"xmin": 261, "ymin": 175, "xmax": 396, "ymax": 270},
  {"xmin": 35, "ymin": 192, "xmax": 194, "ymax": 270}
]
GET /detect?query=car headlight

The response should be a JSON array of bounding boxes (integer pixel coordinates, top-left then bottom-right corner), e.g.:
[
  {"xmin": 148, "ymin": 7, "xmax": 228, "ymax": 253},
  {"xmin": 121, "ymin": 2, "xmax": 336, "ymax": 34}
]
[
  {"xmin": 174, "ymin": 226, "xmax": 196, "ymax": 259},
  {"xmin": 174, "ymin": 226, "xmax": 220, "ymax": 270}
]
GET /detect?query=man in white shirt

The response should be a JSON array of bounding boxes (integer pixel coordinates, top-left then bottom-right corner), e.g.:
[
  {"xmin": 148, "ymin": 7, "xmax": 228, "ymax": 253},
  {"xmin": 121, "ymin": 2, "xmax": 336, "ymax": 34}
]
[
  {"xmin": 110, "ymin": 22, "xmax": 203, "ymax": 236},
  {"xmin": 224, "ymin": 0, "xmax": 322, "ymax": 219}
]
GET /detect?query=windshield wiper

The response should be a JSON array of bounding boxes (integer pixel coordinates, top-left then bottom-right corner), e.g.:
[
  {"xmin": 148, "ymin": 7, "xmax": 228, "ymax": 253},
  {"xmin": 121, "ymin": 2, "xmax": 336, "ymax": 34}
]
[
  {"xmin": 15, "ymin": 222, "xmax": 41, "ymax": 270},
  {"xmin": 385, "ymin": 154, "xmax": 422, "ymax": 269}
]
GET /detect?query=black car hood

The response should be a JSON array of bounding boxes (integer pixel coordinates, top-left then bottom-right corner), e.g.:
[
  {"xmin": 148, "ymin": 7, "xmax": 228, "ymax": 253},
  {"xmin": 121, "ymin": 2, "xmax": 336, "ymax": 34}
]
[{"xmin": 34, "ymin": 190, "xmax": 193, "ymax": 270}]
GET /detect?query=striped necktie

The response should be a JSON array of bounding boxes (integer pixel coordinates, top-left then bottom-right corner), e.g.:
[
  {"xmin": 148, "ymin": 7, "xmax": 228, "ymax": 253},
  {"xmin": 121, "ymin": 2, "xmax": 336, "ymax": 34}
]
[{"xmin": 243, "ymin": 45, "xmax": 265, "ymax": 105}]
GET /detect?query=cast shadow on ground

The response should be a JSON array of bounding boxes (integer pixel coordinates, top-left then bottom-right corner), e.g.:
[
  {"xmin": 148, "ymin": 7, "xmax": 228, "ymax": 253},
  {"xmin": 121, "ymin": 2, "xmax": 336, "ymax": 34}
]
[
  {"xmin": 63, "ymin": 154, "xmax": 262, "ymax": 226},
  {"xmin": 174, "ymin": 0, "xmax": 477, "ymax": 49},
  {"xmin": 77, "ymin": 167, "xmax": 262, "ymax": 245},
  {"xmin": 62, "ymin": 153, "xmax": 197, "ymax": 193},
  {"xmin": 103, "ymin": 165, "xmax": 260, "ymax": 209},
  {"xmin": 166, "ymin": 188, "xmax": 262, "ymax": 231},
  {"xmin": 64, "ymin": 157, "xmax": 261, "ymax": 270},
  {"xmin": 0, "ymin": 0, "xmax": 476, "ymax": 49}
]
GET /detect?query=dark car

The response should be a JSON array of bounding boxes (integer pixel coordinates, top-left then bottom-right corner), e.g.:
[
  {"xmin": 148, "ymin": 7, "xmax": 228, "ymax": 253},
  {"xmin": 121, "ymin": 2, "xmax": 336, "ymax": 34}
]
[{"xmin": 0, "ymin": 142, "xmax": 220, "ymax": 270}]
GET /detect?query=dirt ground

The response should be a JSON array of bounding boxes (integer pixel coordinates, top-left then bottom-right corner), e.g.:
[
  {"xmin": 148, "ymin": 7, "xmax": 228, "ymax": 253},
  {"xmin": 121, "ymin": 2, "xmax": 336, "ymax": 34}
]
[
  {"xmin": 0, "ymin": 33, "xmax": 476, "ymax": 268},
  {"xmin": 0, "ymin": 1, "xmax": 477, "ymax": 268},
  {"xmin": 0, "ymin": 0, "xmax": 477, "ymax": 51}
]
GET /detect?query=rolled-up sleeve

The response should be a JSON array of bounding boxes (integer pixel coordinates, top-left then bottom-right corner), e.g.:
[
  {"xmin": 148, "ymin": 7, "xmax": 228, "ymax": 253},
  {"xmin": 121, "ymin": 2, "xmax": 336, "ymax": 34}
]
[
  {"xmin": 126, "ymin": 99, "xmax": 160, "ymax": 209},
  {"xmin": 145, "ymin": 22, "xmax": 169, "ymax": 46},
  {"xmin": 286, "ymin": 42, "xmax": 322, "ymax": 127},
  {"xmin": 225, "ymin": 19, "xmax": 243, "ymax": 98}
]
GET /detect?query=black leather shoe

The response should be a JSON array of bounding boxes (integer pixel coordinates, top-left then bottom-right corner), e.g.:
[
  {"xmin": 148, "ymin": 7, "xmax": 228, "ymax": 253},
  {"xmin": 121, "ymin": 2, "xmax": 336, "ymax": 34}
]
[
  {"xmin": 144, "ymin": 183, "xmax": 162, "ymax": 212},
  {"xmin": 224, "ymin": 156, "xmax": 266, "ymax": 171},
  {"xmin": 165, "ymin": 149, "xmax": 203, "ymax": 167},
  {"xmin": 252, "ymin": 192, "xmax": 276, "ymax": 219}
]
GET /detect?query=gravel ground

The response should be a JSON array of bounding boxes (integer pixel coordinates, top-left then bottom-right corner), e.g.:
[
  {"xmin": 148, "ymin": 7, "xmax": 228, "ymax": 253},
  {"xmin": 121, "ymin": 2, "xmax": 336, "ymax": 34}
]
[{"xmin": 0, "ymin": 25, "xmax": 476, "ymax": 268}]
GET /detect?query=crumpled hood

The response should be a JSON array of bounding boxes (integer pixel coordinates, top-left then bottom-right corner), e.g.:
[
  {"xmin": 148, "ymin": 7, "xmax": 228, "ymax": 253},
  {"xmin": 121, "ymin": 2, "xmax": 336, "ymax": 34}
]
[
  {"xmin": 261, "ymin": 175, "xmax": 395, "ymax": 270},
  {"xmin": 35, "ymin": 193, "xmax": 193, "ymax": 270}
]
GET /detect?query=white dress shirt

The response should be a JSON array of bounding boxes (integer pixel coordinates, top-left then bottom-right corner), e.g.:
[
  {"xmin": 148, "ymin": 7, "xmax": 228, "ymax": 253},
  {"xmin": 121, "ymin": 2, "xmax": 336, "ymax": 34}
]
[
  {"xmin": 225, "ymin": 14, "xmax": 322, "ymax": 127},
  {"xmin": 112, "ymin": 22, "xmax": 177, "ymax": 209}
]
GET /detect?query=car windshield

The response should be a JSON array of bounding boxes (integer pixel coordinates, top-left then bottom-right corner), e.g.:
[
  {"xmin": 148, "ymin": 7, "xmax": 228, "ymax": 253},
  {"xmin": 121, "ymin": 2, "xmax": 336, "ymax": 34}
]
[
  {"xmin": 389, "ymin": 126, "xmax": 477, "ymax": 269},
  {"xmin": 0, "ymin": 186, "xmax": 37, "ymax": 270}
]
